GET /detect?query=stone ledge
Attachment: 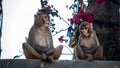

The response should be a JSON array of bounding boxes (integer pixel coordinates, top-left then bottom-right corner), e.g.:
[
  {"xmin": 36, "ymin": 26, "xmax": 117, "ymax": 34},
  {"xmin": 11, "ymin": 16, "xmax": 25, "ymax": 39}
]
[{"xmin": 0, "ymin": 59, "xmax": 120, "ymax": 68}]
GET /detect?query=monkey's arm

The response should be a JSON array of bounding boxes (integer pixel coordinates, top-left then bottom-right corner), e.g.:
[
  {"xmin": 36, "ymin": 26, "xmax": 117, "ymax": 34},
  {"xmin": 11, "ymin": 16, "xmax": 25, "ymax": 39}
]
[
  {"xmin": 46, "ymin": 35, "xmax": 55, "ymax": 55},
  {"xmin": 95, "ymin": 35, "xmax": 100, "ymax": 46},
  {"xmin": 92, "ymin": 30, "xmax": 100, "ymax": 46}
]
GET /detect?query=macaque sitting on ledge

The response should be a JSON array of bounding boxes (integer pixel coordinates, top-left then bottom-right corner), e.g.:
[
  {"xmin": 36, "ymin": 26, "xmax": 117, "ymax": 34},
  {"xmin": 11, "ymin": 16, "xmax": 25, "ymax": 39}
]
[
  {"xmin": 74, "ymin": 21, "xmax": 103, "ymax": 61},
  {"xmin": 22, "ymin": 12, "xmax": 63, "ymax": 61}
]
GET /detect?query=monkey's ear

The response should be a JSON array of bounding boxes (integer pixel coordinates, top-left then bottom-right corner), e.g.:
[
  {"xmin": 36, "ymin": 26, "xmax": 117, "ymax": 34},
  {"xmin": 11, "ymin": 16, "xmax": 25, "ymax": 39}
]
[
  {"xmin": 34, "ymin": 14, "xmax": 39, "ymax": 20},
  {"xmin": 34, "ymin": 14, "xmax": 39, "ymax": 21}
]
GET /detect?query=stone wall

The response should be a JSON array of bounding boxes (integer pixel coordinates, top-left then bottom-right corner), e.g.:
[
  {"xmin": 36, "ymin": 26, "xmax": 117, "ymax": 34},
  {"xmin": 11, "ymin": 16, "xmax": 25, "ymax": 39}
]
[{"xmin": 0, "ymin": 59, "xmax": 120, "ymax": 68}]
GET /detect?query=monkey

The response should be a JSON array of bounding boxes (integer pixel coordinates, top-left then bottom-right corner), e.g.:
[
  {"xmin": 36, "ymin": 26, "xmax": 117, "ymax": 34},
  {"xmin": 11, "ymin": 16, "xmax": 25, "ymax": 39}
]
[
  {"xmin": 74, "ymin": 21, "xmax": 103, "ymax": 61},
  {"xmin": 22, "ymin": 12, "xmax": 63, "ymax": 61}
]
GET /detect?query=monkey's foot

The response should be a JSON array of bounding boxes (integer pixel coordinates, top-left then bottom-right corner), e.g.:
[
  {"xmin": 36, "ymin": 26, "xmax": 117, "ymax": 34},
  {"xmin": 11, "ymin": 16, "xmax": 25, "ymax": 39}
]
[
  {"xmin": 47, "ymin": 56, "xmax": 54, "ymax": 62},
  {"xmin": 86, "ymin": 54, "xmax": 93, "ymax": 61}
]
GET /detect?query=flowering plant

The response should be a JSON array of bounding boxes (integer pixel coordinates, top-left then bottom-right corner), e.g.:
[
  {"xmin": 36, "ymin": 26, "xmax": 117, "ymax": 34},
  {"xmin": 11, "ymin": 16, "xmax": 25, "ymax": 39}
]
[
  {"xmin": 38, "ymin": 5, "xmax": 59, "ymax": 17},
  {"xmin": 69, "ymin": 0, "xmax": 106, "ymax": 25},
  {"xmin": 38, "ymin": 5, "xmax": 52, "ymax": 13},
  {"xmin": 95, "ymin": 0, "xmax": 106, "ymax": 5},
  {"xmin": 69, "ymin": 9, "xmax": 94, "ymax": 24},
  {"xmin": 58, "ymin": 36, "xmax": 68, "ymax": 43}
]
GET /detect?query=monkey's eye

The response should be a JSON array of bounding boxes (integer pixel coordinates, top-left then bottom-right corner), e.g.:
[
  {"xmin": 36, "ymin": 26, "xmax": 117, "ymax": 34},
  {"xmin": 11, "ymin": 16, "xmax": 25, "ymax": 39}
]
[{"xmin": 81, "ymin": 27, "xmax": 88, "ymax": 30}]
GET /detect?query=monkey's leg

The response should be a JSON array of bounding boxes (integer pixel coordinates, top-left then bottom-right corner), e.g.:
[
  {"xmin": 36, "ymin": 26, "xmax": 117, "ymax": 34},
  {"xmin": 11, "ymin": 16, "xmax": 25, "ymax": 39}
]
[
  {"xmin": 53, "ymin": 45, "xmax": 63, "ymax": 60},
  {"xmin": 46, "ymin": 49, "xmax": 55, "ymax": 55},
  {"xmin": 93, "ymin": 46, "xmax": 103, "ymax": 60},
  {"xmin": 22, "ymin": 43, "xmax": 42, "ymax": 59},
  {"xmin": 47, "ymin": 55, "xmax": 54, "ymax": 62},
  {"xmin": 74, "ymin": 45, "xmax": 85, "ymax": 60}
]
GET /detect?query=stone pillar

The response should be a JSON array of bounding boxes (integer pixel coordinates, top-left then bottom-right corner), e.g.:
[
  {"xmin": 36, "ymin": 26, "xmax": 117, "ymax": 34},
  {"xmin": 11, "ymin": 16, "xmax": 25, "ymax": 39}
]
[{"xmin": 0, "ymin": 0, "xmax": 3, "ymax": 58}]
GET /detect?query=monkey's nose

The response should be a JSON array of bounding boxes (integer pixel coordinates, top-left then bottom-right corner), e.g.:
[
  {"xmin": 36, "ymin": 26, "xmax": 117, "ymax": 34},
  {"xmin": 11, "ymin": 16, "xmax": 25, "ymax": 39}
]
[{"xmin": 45, "ymin": 16, "xmax": 48, "ymax": 18}]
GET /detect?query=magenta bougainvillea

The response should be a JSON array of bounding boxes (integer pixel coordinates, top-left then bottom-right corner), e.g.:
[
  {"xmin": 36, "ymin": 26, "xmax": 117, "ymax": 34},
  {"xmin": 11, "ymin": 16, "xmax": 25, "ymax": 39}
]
[
  {"xmin": 94, "ymin": 0, "xmax": 106, "ymax": 5},
  {"xmin": 39, "ymin": 5, "xmax": 53, "ymax": 13},
  {"xmin": 69, "ymin": 9, "xmax": 94, "ymax": 24},
  {"xmin": 58, "ymin": 36, "xmax": 68, "ymax": 43},
  {"xmin": 69, "ymin": 0, "xmax": 106, "ymax": 25}
]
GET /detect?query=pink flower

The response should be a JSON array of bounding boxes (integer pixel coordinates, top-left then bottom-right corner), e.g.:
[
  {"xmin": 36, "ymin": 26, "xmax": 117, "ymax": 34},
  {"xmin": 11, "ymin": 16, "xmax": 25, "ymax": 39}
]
[
  {"xmin": 86, "ymin": 14, "xmax": 93, "ymax": 23},
  {"xmin": 68, "ymin": 9, "xmax": 94, "ymax": 24},
  {"xmin": 58, "ymin": 36, "xmax": 64, "ymax": 43},
  {"xmin": 90, "ymin": 7, "xmax": 97, "ymax": 16},
  {"xmin": 114, "ymin": 26, "xmax": 120, "ymax": 32},
  {"xmin": 78, "ymin": 10, "xmax": 84, "ymax": 16},
  {"xmin": 78, "ymin": 9, "xmax": 93, "ymax": 23},
  {"xmin": 69, "ymin": 17, "xmax": 79, "ymax": 24},
  {"xmin": 95, "ymin": 0, "xmax": 106, "ymax": 5},
  {"xmin": 58, "ymin": 36, "xmax": 68, "ymax": 43}
]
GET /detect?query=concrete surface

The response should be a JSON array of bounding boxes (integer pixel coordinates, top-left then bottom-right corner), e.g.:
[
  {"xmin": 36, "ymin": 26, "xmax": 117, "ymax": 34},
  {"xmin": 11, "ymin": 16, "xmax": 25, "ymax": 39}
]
[{"xmin": 0, "ymin": 59, "xmax": 120, "ymax": 68}]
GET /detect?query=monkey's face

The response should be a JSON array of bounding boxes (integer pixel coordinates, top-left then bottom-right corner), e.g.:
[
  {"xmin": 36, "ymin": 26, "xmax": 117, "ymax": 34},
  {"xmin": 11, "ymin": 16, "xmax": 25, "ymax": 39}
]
[
  {"xmin": 80, "ymin": 26, "xmax": 89, "ymax": 36},
  {"xmin": 42, "ymin": 14, "xmax": 50, "ymax": 27},
  {"xmin": 34, "ymin": 13, "xmax": 50, "ymax": 28}
]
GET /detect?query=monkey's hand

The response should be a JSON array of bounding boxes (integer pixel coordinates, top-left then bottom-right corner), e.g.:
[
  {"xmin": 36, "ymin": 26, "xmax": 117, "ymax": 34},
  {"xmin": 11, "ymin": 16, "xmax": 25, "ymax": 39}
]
[
  {"xmin": 41, "ymin": 53, "xmax": 47, "ymax": 60},
  {"xmin": 46, "ymin": 49, "xmax": 55, "ymax": 55}
]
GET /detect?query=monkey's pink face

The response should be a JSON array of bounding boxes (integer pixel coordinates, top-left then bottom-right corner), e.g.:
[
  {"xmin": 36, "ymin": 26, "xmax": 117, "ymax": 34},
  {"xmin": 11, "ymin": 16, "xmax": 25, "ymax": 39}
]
[
  {"xmin": 42, "ymin": 15, "xmax": 50, "ymax": 27},
  {"xmin": 80, "ymin": 27, "xmax": 88, "ymax": 35}
]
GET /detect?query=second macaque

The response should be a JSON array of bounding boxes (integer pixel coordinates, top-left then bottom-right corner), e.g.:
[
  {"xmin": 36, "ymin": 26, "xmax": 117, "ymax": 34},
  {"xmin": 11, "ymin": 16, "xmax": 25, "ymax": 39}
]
[
  {"xmin": 22, "ymin": 12, "xmax": 63, "ymax": 61},
  {"xmin": 74, "ymin": 21, "xmax": 103, "ymax": 61}
]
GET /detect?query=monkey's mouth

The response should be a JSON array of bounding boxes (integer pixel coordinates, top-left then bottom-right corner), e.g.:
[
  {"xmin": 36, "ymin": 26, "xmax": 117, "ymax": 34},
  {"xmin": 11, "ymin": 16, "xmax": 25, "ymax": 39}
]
[
  {"xmin": 46, "ymin": 23, "xmax": 50, "ymax": 25},
  {"xmin": 45, "ymin": 23, "xmax": 50, "ymax": 26}
]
